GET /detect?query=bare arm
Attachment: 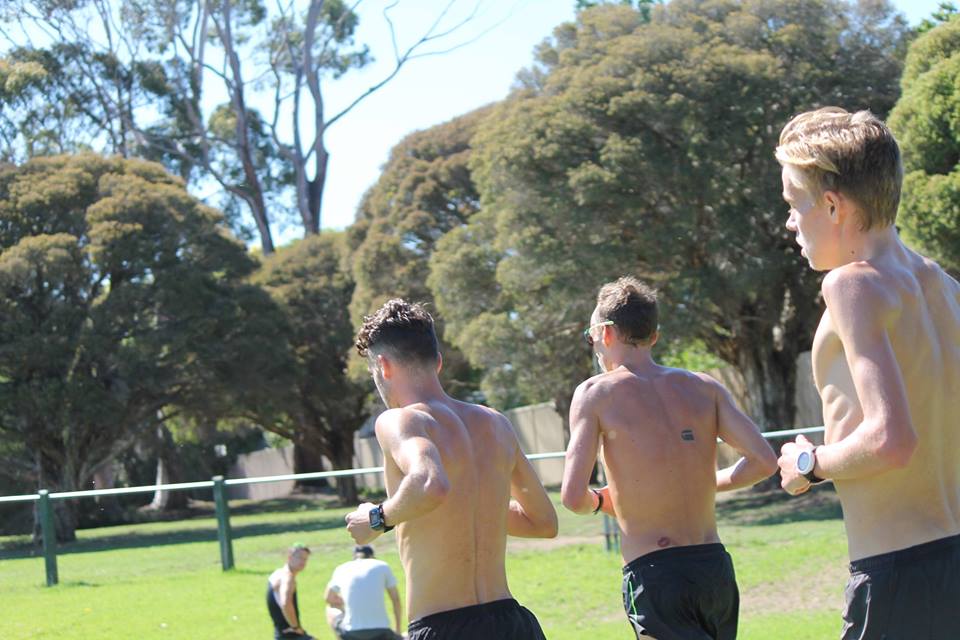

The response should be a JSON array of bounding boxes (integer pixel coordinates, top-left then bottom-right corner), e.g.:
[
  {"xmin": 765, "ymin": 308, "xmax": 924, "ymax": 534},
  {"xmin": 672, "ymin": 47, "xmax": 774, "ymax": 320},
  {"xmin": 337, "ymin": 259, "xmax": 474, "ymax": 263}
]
[
  {"xmin": 506, "ymin": 417, "xmax": 558, "ymax": 537},
  {"xmin": 379, "ymin": 409, "xmax": 451, "ymax": 525},
  {"xmin": 278, "ymin": 574, "xmax": 302, "ymax": 630},
  {"xmin": 708, "ymin": 376, "xmax": 778, "ymax": 491},
  {"xmin": 561, "ymin": 381, "xmax": 606, "ymax": 515},
  {"xmin": 345, "ymin": 409, "xmax": 451, "ymax": 544},
  {"xmin": 324, "ymin": 585, "xmax": 343, "ymax": 609},
  {"xmin": 387, "ymin": 585, "xmax": 402, "ymax": 634},
  {"xmin": 811, "ymin": 271, "xmax": 916, "ymax": 479}
]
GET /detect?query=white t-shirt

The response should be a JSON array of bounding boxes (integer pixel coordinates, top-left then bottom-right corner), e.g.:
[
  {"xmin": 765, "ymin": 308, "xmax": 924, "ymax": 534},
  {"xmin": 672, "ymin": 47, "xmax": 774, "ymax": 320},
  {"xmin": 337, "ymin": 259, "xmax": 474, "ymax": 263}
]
[{"xmin": 327, "ymin": 558, "xmax": 397, "ymax": 631}]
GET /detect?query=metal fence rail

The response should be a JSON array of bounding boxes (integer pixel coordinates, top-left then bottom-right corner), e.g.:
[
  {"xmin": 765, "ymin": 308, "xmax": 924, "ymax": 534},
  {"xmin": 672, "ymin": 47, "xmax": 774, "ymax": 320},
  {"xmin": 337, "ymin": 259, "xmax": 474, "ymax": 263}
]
[{"xmin": 1, "ymin": 425, "xmax": 825, "ymax": 586}]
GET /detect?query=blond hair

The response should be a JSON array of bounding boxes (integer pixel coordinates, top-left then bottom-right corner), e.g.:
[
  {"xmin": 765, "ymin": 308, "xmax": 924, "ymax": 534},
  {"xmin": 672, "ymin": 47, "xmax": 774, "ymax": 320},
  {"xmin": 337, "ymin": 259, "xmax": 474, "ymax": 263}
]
[{"xmin": 775, "ymin": 107, "xmax": 902, "ymax": 230}]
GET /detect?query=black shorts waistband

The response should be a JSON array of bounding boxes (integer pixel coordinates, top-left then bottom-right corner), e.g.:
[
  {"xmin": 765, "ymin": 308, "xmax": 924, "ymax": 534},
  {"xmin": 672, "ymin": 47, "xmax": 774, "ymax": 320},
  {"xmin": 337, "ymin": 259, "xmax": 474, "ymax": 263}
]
[
  {"xmin": 408, "ymin": 598, "xmax": 519, "ymax": 630},
  {"xmin": 849, "ymin": 533, "xmax": 960, "ymax": 574},
  {"xmin": 623, "ymin": 542, "xmax": 727, "ymax": 574}
]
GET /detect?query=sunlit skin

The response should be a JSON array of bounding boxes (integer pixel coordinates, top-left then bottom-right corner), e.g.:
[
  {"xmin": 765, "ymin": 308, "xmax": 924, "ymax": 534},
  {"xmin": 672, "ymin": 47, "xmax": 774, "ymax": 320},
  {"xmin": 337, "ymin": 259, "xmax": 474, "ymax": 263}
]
[
  {"xmin": 562, "ymin": 307, "xmax": 777, "ymax": 564},
  {"xmin": 778, "ymin": 164, "xmax": 960, "ymax": 560},
  {"xmin": 344, "ymin": 353, "xmax": 558, "ymax": 622},
  {"xmin": 268, "ymin": 548, "xmax": 310, "ymax": 636}
]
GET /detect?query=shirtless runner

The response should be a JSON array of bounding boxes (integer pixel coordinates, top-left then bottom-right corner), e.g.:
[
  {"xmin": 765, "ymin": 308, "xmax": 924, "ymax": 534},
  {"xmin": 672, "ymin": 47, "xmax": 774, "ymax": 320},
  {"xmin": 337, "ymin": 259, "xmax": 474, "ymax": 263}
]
[
  {"xmin": 775, "ymin": 107, "xmax": 960, "ymax": 640},
  {"xmin": 345, "ymin": 299, "xmax": 558, "ymax": 640},
  {"xmin": 562, "ymin": 276, "xmax": 777, "ymax": 640}
]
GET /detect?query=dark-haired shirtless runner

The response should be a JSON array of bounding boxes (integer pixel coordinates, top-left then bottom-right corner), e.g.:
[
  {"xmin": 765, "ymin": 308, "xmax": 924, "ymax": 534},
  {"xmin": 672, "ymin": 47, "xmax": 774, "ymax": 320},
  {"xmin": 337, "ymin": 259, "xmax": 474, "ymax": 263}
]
[{"xmin": 346, "ymin": 298, "xmax": 558, "ymax": 640}]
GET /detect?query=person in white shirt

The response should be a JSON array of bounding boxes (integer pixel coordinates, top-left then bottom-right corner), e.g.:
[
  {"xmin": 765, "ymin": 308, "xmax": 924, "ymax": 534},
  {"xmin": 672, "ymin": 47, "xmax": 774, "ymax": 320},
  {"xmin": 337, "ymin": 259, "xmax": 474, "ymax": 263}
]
[{"xmin": 325, "ymin": 545, "xmax": 403, "ymax": 640}]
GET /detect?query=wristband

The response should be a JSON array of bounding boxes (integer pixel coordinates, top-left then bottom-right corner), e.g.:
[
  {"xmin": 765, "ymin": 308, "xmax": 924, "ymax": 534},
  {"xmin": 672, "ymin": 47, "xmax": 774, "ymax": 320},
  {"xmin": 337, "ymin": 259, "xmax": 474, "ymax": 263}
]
[{"xmin": 591, "ymin": 489, "xmax": 604, "ymax": 515}]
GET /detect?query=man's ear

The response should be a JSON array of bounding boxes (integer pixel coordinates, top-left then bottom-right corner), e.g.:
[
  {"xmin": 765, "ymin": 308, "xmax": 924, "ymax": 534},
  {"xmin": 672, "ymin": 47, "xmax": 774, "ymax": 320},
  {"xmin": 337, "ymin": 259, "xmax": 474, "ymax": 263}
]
[
  {"xmin": 436, "ymin": 352, "xmax": 443, "ymax": 375},
  {"xmin": 602, "ymin": 323, "xmax": 615, "ymax": 347},
  {"xmin": 823, "ymin": 190, "xmax": 845, "ymax": 225},
  {"xmin": 649, "ymin": 330, "xmax": 659, "ymax": 348},
  {"xmin": 377, "ymin": 353, "xmax": 392, "ymax": 380}
]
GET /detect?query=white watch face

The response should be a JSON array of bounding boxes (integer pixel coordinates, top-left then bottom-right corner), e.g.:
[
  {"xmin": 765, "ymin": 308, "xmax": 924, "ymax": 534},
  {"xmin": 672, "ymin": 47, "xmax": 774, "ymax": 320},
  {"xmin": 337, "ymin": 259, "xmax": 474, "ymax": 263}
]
[{"xmin": 796, "ymin": 450, "xmax": 813, "ymax": 474}]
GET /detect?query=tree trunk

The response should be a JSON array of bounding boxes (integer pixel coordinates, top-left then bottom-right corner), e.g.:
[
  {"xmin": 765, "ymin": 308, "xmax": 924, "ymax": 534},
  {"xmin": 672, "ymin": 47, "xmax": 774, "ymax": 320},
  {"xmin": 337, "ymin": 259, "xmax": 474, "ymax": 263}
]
[
  {"xmin": 305, "ymin": 148, "xmax": 328, "ymax": 235},
  {"xmin": 147, "ymin": 424, "xmax": 189, "ymax": 511},
  {"xmin": 735, "ymin": 340, "xmax": 797, "ymax": 431},
  {"xmin": 328, "ymin": 444, "xmax": 358, "ymax": 506},
  {"xmin": 33, "ymin": 457, "xmax": 79, "ymax": 544},
  {"xmin": 293, "ymin": 442, "xmax": 329, "ymax": 491},
  {"xmin": 92, "ymin": 463, "xmax": 124, "ymax": 523}
]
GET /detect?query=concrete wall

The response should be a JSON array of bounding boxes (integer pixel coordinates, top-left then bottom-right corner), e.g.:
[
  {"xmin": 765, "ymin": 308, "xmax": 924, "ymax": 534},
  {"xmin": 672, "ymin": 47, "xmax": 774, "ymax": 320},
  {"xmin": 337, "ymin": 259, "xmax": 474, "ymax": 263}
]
[
  {"xmin": 228, "ymin": 445, "xmax": 296, "ymax": 500},
  {"xmin": 228, "ymin": 351, "xmax": 825, "ymax": 496},
  {"xmin": 505, "ymin": 402, "xmax": 566, "ymax": 487}
]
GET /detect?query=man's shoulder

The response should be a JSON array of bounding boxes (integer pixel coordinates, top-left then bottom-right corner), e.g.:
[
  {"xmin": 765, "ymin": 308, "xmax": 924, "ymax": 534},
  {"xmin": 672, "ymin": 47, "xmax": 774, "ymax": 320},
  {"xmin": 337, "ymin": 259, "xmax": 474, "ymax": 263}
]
[
  {"xmin": 822, "ymin": 262, "xmax": 899, "ymax": 320},
  {"xmin": 447, "ymin": 398, "xmax": 512, "ymax": 431},
  {"xmin": 577, "ymin": 367, "xmax": 708, "ymax": 396},
  {"xmin": 375, "ymin": 405, "xmax": 440, "ymax": 436}
]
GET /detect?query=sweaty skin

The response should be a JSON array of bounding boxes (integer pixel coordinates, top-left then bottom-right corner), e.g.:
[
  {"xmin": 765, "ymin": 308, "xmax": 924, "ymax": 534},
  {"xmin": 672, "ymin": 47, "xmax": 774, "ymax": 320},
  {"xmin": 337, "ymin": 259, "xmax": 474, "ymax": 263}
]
[
  {"xmin": 564, "ymin": 361, "xmax": 777, "ymax": 564},
  {"xmin": 811, "ymin": 247, "xmax": 960, "ymax": 560},
  {"xmin": 359, "ymin": 398, "xmax": 557, "ymax": 622}
]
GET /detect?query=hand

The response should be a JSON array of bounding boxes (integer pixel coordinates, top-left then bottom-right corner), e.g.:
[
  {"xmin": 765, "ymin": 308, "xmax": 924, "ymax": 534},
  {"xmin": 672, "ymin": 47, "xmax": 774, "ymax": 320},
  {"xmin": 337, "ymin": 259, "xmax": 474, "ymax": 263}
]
[
  {"xmin": 345, "ymin": 502, "xmax": 380, "ymax": 545},
  {"xmin": 778, "ymin": 434, "xmax": 815, "ymax": 496}
]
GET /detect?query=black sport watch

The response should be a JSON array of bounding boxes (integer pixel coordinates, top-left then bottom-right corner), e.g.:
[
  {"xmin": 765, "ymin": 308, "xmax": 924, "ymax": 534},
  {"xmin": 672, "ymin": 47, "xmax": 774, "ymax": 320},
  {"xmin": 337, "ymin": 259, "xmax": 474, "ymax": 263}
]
[{"xmin": 369, "ymin": 504, "xmax": 394, "ymax": 532}]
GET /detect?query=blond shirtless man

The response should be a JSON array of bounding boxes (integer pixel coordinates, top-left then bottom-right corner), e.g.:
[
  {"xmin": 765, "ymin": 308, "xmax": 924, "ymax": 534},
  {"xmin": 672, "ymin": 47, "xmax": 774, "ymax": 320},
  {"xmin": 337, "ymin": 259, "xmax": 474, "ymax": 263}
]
[
  {"xmin": 775, "ymin": 107, "xmax": 960, "ymax": 640},
  {"xmin": 345, "ymin": 299, "xmax": 558, "ymax": 640},
  {"xmin": 562, "ymin": 277, "xmax": 778, "ymax": 640}
]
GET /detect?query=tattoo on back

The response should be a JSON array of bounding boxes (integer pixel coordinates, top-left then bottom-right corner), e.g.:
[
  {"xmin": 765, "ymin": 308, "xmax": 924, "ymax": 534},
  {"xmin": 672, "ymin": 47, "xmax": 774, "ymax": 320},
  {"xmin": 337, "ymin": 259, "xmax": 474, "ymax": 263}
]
[{"xmin": 681, "ymin": 429, "xmax": 695, "ymax": 442}]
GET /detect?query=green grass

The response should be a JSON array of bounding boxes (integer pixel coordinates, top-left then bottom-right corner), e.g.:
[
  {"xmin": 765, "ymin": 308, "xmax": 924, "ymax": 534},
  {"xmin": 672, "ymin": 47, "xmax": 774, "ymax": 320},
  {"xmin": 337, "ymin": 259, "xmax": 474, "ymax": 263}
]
[{"xmin": 0, "ymin": 486, "xmax": 848, "ymax": 639}]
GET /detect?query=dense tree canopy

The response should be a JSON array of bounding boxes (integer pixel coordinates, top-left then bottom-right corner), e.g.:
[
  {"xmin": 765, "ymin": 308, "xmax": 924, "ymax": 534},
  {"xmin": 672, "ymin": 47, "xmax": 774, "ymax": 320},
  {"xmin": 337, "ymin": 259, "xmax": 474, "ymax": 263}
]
[
  {"xmin": 0, "ymin": 154, "xmax": 281, "ymax": 539},
  {"xmin": 0, "ymin": 1, "xmax": 490, "ymax": 252},
  {"xmin": 889, "ymin": 14, "xmax": 960, "ymax": 275},
  {"xmin": 249, "ymin": 233, "xmax": 368, "ymax": 503},
  {"xmin": 347, "ymin": 107, "xmax": 491, "ymax": 399},
  {"xmin": 430, "ymin": 0, "xmax": 909, "ymax": 428}
]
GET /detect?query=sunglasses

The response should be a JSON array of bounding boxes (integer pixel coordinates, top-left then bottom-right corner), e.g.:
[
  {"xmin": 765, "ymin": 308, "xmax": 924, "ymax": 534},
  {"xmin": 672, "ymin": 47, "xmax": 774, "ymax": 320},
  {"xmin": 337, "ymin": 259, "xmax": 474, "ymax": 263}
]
[{"xmin": 582, "ymin": 320, "xmax": 614, "ymax": 347}]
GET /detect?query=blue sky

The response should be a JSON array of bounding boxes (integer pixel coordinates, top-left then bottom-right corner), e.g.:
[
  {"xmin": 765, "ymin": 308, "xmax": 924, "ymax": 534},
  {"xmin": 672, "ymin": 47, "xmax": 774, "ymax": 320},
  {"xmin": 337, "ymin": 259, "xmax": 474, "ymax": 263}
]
[{"xmin": 311, "ymin": 0, "xmax": 948, "ymax": 240}]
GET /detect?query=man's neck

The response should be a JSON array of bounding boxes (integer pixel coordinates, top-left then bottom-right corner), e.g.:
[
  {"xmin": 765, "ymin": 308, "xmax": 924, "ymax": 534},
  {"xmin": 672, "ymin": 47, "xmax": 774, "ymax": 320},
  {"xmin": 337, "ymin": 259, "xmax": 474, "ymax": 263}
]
[
  {"xmin": 605, "ymin": 346, "xmax": 657, "ymax": 373},
  {"xmin": 838, "ymin": 223, "xmax": 900, "ymax": 265},
  {"xmin": 389, "ymin": 374, "xmax": 448, "ymax": 409}
]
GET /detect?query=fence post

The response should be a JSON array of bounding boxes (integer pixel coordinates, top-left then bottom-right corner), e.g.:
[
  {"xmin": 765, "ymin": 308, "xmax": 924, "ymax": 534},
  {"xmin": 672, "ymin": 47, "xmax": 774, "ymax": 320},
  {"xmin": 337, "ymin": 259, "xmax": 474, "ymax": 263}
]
[
  {"xmin": 212, "ymin": 476, "xmax": 234, "ymax": 570},
  {"xmin": 38, "ymin": 490, "xmax": 59, "ymax": 586}
]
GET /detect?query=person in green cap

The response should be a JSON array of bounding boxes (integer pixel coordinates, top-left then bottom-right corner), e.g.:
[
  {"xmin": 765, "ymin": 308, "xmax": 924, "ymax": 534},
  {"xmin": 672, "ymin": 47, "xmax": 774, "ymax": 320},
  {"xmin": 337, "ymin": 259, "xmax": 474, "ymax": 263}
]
[{"xmin": 267, "ymin": 543, "xmax": 313, "ymax": 639}]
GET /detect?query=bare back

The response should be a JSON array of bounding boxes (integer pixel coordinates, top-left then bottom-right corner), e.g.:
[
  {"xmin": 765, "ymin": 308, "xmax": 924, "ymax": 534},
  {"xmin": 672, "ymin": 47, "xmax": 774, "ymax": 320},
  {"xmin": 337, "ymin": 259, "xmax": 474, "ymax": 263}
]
[
  {"xmin": 593, "ymin": 366, "xmax": 722, "ymax": 562},
  {"xmin": 813, "ymin": 248, "xmax": 960, "ymax": 560},
  {"xmin": 381, "ymin": 399, "xmax": 520, "ymax": 621}
]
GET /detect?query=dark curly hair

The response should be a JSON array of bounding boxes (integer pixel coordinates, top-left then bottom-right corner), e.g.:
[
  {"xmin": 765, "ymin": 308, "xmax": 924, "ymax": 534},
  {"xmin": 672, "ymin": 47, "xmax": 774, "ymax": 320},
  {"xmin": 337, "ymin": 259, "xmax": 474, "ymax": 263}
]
[
  {"xmin": 596, "ymin": 276, "xmax": 658, "ymax": 346},
  {"xmin": 355, "ymin": 299, "xmax": 439, "ymax": 365}
]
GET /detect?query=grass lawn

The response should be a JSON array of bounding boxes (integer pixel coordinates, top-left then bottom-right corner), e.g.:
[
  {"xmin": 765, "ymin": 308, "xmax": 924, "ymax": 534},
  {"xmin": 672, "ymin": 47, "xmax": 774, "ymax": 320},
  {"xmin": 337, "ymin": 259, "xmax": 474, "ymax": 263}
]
[{"xmin": 0, "ymin": 485, "xmax": 848, "ymax": 639}]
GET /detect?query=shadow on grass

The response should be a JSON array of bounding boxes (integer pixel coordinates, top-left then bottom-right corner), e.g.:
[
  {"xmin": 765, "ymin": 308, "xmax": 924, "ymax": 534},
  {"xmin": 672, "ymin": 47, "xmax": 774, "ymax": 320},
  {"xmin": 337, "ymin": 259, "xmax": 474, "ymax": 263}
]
[
  {"xmin": 718, "ymin": 484, "xmax": 842, "ymax": 526},
  {"xmin": 0, "ymin": 510, "xmax": 347, "ymax": 561}
]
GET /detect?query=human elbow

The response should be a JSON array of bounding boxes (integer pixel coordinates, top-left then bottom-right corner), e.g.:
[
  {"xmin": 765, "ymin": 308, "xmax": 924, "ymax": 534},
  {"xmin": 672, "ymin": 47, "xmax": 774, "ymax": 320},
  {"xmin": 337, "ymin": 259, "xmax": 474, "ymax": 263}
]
[
  {"xmin": 538, "ymin": 510, "xmax": 559, "ymax": 538},
  {"xmin": 423, "ymin": 472, "xmax": 451, "ymax": 504},
  {"xmin": 560, "ymin": 485, "xmax": 588, "ymax": 514},
  {"xmin": 876, "ymin": 429, "xmax": 918, "ymax": 469},
  {"xmin": 758, "ymin": 447, "xmax": 779, "ymax": 478}
]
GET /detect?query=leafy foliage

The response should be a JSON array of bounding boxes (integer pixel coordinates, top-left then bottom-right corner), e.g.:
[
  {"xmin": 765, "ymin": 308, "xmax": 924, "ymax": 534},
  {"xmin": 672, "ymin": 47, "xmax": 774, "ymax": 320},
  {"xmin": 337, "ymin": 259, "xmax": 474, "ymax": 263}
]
[
  {"xmin": 890, "ymin": 13, "xmax": 960, "ymax": 274},
  {"xmin": 249, "ymin": 233, "xmax": 368, "ymax": 502},
  {"xmin": 347, "ymin": 107, "xmax": 491, "ymax": 400},
  {"xmin": 431, "ymin": 0, "xmax": 909, "ymax": 426},
  {"xmin": 0, "ymin": 153, "xmax": 281, "ymax": 538}
]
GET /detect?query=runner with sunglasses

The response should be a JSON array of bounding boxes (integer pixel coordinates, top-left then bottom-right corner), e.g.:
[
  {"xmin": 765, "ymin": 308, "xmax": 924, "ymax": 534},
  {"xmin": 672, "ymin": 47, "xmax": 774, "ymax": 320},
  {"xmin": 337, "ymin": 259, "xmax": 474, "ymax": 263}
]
[{"xmin": 562, "ymin": 276, "xmax": 777, "ymax": 640}]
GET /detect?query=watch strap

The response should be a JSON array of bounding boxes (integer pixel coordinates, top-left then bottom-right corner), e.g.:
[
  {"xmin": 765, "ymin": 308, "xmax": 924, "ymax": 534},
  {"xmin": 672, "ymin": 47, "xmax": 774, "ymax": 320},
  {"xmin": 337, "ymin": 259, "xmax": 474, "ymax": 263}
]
[
  {"xmin": 591, "ymin": 488, "xmax": 604, "ymax": 515},
  {"xmin": 802, "ymin": 446, "xmax": 826, "ymax": 484},
  {"xmin": 373, "ymin": 504, "xmax": 394, "ymax": 532}
]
